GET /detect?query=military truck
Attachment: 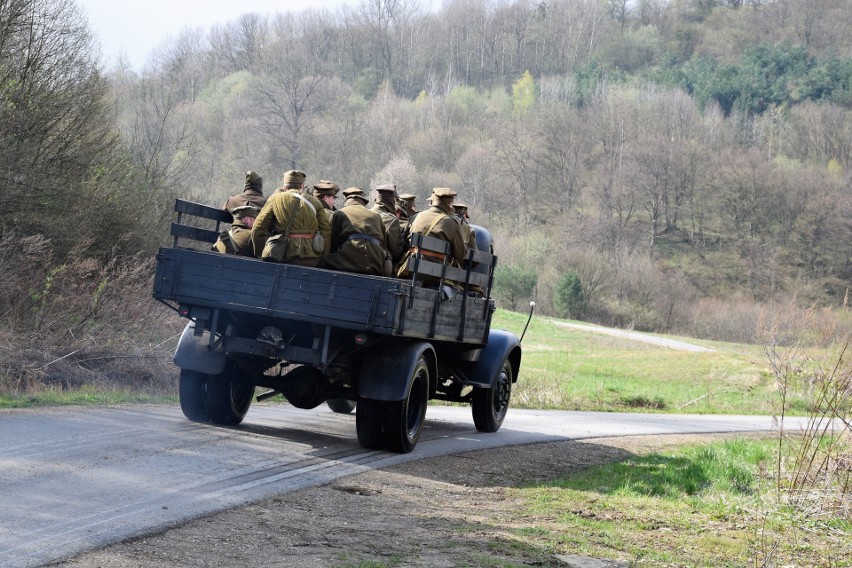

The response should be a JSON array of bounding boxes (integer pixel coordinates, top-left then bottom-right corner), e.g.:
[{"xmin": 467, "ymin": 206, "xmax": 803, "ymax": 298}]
[{"xmin": 152, "ymin": 199, "xmax": 521, "ymax": 453}]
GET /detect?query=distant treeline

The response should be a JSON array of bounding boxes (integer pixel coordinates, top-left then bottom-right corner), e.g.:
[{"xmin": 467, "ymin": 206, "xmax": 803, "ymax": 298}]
[{"xmin": 1, "ymin": 0, "xmax": 850, "ymax": 342}]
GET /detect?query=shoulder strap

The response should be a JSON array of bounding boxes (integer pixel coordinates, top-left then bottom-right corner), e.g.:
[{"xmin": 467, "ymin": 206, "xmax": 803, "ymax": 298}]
[
  {"xmin": 291, "ymin": 192, "xmax": 317, "ymax": 216},
  {"xmin": 423, "ymin": 213, "xmax": 447, "ymax": 237}
]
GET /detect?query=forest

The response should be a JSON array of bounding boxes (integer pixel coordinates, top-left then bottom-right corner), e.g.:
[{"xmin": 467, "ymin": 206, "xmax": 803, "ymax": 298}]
[{"xmin": 1, "ymin": 0, "xmax": 852, "ymax": 387}]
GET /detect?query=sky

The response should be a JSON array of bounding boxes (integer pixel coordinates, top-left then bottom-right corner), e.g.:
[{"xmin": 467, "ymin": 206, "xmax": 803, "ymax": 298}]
[{"xmin": 78, "ymin": 0, "xmax": 354, "ymax": 72}]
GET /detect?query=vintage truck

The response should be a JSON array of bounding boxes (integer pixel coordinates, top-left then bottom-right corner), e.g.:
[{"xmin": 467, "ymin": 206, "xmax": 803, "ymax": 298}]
[{"xmin": 152, "ymin": 198, "xmax": 522, "ymax": 453}]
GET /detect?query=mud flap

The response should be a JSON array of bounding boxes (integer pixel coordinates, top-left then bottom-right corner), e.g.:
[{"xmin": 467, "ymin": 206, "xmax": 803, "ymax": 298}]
[
  {"xmin": 455, "ymin": 329, "xmax": 521, "ymax": 388},
  {"xmin": 357, "ymin": 341, "xmax": 435, "ymax": 401},
  {"xmin": 173, "ymin": 321, "xmax": 226, "ymax": 375}
]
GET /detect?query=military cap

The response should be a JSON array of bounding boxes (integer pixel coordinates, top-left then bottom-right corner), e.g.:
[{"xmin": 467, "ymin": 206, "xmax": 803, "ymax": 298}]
[
  {"xmin": 282, "ymin": 170, "xmax": 306, "ymax": 185},
  {"xmin": 374, "ymin": 183, "xmax": 398, "ymax": 197},
  {"xmin": 231, "ymin": 204, "xmax": 261, "ymax": 219},
  {"xmin": 313, "ymin": 180, "xmax": 339, "ymax": 196},
  {"xmin": 245, "ymin": 170, "xmax": 263, "ymax": 190},
  {"xmin": 453, "ymin": 202, "xmax": 468, "ymax": 211},
  {"xmin": 430, "ymin": 187, "xmax": 457, "ymax": 199},
  {"xmin": 398, "ymin": 193, "xmax": 416, "ymax": 202},
  {"xmin": 343, "ymin": 186, "xmax": 368, "ymax": 204},
  {"xmin": 343, "ymin": 186, "xmax": 365, "ymax": 197}
]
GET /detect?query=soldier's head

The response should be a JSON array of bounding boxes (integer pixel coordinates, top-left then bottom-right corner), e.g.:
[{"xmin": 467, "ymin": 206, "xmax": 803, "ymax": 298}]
[
  {"xmin": 245, "ymin": 171, "xmax": 263, "ymax": 193},
  {"xmin": 231, "ymin": 204, "xmax": 261, "ymax": 227},
  {"xmin": 342, "ymin": 186, "xmax": 368, "ymax": 205},
  {"xmin": 313, "ymin": 180, "xmax": 339, "ymax": 209},
  {"xmin": 373, "ymin": 183, "xmax": 398, "ymax": 206},
  {"xmin": 397, "ymin": 193, "xmax": 417, "ymax": 215},
  {"xmin": 453, "ymin": 202, "xmax": 469, "ymax": 220},
  {"xmin": 281, "ymin": 170, "xmax": 306, "ymax": 190},
  {"xmin": 429, "ymin": 187, "xmax": 457, "ymax": 209}
]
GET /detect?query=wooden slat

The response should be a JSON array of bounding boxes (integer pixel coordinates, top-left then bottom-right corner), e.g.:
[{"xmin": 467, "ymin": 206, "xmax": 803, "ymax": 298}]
[
  {"xmin": 174, "ymin": 199, "xmax": 233, "ymax": 223},
  {"xmin": 171, "ymin": 223, "xmax": 221, "ymax": 244},
  {"xmin": 405, "ymin": 257, "xmax": 491, "ymax": 289},
  {"xmin": 410, "ymin": 233, "xmax": 450, "ymax": 255}
]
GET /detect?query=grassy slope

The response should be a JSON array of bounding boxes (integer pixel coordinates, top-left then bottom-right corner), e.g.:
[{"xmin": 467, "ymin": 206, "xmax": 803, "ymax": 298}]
[{"xmin": 492, "ymin": 309, "xmax": 792, "ymax": 415}]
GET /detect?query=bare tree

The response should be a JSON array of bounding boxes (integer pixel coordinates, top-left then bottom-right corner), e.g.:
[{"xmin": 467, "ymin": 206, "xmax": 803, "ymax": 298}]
[
  {"xmin": 131, "ymin": 32, "xmax": 205, "ymax": 194},
  {"xmin": 255, "ymin": 18, "xmax": 330, "ymax": 170},
  {"xmin": 0, "ymin": 0, "xmax": 119, "ymax": 244}
]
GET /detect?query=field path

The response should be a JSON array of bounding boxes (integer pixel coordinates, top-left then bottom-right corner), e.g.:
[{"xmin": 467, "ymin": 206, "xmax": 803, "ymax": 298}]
[{"xmin": 552, "ymin": 320, "xmax": 716, "ymax": 352}]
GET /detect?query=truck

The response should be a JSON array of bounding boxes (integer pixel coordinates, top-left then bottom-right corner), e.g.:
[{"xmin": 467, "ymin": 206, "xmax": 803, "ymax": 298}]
[{"xmin": 152, "ymin": 198, "xmax": 522, "ymax": 453}]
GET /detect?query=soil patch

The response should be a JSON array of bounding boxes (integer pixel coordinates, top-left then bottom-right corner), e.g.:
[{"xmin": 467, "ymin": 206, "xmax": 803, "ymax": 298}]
[{"xmin": 55, "ymin": 433, "xmax": 756, "ymax": 568}]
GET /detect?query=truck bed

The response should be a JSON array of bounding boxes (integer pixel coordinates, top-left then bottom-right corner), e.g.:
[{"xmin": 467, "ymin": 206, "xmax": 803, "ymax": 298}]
[{"xmin": 153, "ymin": 247, "xmax": 493, "ymax": 345}]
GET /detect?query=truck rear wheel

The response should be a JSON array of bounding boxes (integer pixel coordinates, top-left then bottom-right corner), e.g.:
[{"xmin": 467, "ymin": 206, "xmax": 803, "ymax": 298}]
[
  {"xmin": 179, "ymin": 369, "xmax": 210, "ymax": 422},
  {"xmin": 356, "ymin": 398, "xmax": 384, "ymax": 450},
  {"xmin": 472, "ymin": 358, "xmax": 512, "ymax": 433},
  {"xmin": 205, "ymin": 369, "xmax": 254, "ymax": 426},
  {"xmin": 382, "ymin": 355, "xmax": 430, "ymax": 453}
]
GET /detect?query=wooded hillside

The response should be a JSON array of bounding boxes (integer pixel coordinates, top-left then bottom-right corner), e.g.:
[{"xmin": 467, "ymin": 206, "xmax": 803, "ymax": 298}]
[{"xmin": 3, "ymin": 0, "xmax": 851, "ymax": 345}]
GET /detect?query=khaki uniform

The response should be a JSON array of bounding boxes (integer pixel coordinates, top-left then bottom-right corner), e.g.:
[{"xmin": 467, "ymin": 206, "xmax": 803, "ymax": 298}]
[
  {"xmin": 397, "ymin": 199, "xmax": 467, "ymax": 284},
  {"xmin": 324, "ymin": 198, "xmax": 390, "ymax": 276},
  {"xmin": 371, "ymin": 199, "xmax": 403, "ymax": 264},
  {"xmin": 214, "ymin": 187, "xmax": 267, "ymax": 256},
  {"xmin": 252, "ymin": 189, "xmax": 331, "ymax": 265},
  {"xmin": 222, "ymin": 188, "xmax": 266, "ymax": 218}
]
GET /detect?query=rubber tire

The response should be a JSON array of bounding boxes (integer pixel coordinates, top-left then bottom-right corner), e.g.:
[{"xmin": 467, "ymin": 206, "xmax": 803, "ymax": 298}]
[
  {"xmin": 472, "ymin": 358, "xmax": 512, "ymax": 433},
  {"xmin": 327, "ymin": 398, "xmax": 356, "ymax": 414},
  {"xmin": 382, "ymin": 356, "xmax": 430, "ymax": 454},
  {"xmin": 356, "ymin": 397, "xmax": 385, "ymax": 450},
  {"xmin": 205, "ymin": 371, "xmax": 254, "ymax": 426},
  {"xmin": 179, "ymin": 369, "xmax": 210, "ymax": 422}
]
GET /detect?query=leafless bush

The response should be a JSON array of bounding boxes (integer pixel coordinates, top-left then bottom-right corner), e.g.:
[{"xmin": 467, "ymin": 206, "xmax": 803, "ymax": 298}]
[
  {"xmin": 0, "ymin": 232, "xmax": 182, "ymax": 395},
  {"xmin": 688, "ymin": 296, "xmax": 766, "ymax": 343},
  {"xmin": 758, "ymin": 300, "xmax": 852, "ymax": 521}
]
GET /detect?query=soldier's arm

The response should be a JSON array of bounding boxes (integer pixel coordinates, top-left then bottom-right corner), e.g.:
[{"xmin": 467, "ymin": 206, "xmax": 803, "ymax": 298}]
[
  {"xmin": 251, "ymin": 200, "xmax": 275, "ymax": 257},
  {"xmin": 312, "ymin": 196, "xmax": 332, "ymax": 257},
  {"xmin": 387, "ymin": 217, "xmax": 403, "ymax": 263},
  {"xmin": 448, "ymin": 220, "xmax": 467, "ymax": 265}
]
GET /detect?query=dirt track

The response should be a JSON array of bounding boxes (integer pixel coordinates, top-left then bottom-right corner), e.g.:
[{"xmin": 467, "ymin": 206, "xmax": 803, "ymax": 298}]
[{"xmin": 56, "ymin": 433, "xmax": 750, "ymax": 568}]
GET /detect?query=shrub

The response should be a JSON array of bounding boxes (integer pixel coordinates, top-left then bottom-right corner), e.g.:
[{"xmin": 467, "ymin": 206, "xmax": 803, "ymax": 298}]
[{"xmin": 554, "ymin": 270, "xmax": 586, "ymax": 320}]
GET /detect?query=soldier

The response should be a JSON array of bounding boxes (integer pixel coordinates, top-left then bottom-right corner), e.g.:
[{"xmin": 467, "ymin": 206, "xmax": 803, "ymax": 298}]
[
  {"xmin": 214, "ymin": 171, "xmax": 268, "ymax": 256},
  {"xmin": 397, "ymin": 187, "xmax": 467, "ymax": 285},
  {"xmin": 453, "ymin": 202, "xmax": 477, "ymax": 254},
  {"xmin": 312, "ymin": 179, "xmax": 339, "ymax": 223},
  {"xmin": 323, "ymin": 187, "xmax": 391, "ymax": 276},
  {"xmin": 251, "ymin": 170, "xmax": 331, "ymax": 266},
  {"xmin": 396, "ymin": 193, "xmax": 417, "ymax": 232},
  {"xmin": 370, "ymin": 183, "xmax": 403, "ymax": 264}
]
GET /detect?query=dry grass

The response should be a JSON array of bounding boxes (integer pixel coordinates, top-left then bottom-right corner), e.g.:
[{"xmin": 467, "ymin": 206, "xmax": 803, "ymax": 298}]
[
  {"xmin": 0, "ymin": 230, "xmax": 182, "ymax": 396},
  {"xmin": 757, "ymin": 297, "xmax": 852, "ymax": 562}
]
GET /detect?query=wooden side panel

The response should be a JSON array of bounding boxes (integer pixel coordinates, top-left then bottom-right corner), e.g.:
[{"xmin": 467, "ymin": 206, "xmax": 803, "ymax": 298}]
[
  {"xmin": 398, "ymin": 287, "xmax": 490, "ymax": 343},
  {"xmin": 153, "ymin": 248, "xmax": 401, "ymax": 333},
  {"xmin": 153, "ymin": 247, "xmax": 492, "ymax": 345}
]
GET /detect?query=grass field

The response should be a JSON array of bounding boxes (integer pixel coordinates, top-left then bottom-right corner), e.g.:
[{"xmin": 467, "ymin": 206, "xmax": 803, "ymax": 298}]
[
  {"xmin": 491, "ymin": 310, "xmax": 791, "ymax": 415},
  {"xmin": 507, "ymin": 437, "xmax": 851, "ymax": 567}
]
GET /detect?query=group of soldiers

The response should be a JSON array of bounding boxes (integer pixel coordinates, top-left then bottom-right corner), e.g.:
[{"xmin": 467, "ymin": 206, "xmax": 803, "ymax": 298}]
[{"xmin": 213, "ymin": 169, "xmax": 478, "ymax": 282}]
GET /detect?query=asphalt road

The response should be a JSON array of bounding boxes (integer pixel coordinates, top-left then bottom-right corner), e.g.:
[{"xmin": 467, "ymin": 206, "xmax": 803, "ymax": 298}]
[{"xmin": 0, "ymin": 404, "xmax": 801, "ymax": 568}]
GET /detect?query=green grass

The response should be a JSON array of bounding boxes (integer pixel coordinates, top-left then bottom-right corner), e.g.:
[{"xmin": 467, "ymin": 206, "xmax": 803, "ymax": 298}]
[
  {"xmin": 491, "ymin": 310, "xmax": 791, "ymax": 415},
  {"xmin": 510, "ymin": 438, "xmax": 852, "ymax": 567},
  {"xmin": 0, "ymin": 385, "xmax": 176, "ymax": 408}
]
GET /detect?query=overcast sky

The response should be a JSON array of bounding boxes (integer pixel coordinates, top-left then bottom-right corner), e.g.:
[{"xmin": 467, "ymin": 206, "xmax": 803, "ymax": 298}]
[{"xmin": 78, "ymin": 0, "xmax": 354, "ymax": 72}]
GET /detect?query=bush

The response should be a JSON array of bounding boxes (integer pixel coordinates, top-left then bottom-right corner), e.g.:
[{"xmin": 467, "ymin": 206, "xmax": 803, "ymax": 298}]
[
  {"xmin": 493, "ymin": 264, "xmax": 538, "ymax": 312},
  {"xmin": 554, "ymin": 271, "xmax": 586, "ymax": 320}
]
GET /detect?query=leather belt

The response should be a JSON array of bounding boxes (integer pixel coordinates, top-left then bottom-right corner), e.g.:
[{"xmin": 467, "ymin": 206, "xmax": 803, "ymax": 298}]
[
  {"xmin": 409, "ymin": 247, "xmax": 446, "ymax": 262},
  {"xmin": 348, "ymin": 233, "xmax": 381, "ymax": 245},
  {"xmin": 288, "ymin": 233, "xmax": 314, "ymax": 239}
]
